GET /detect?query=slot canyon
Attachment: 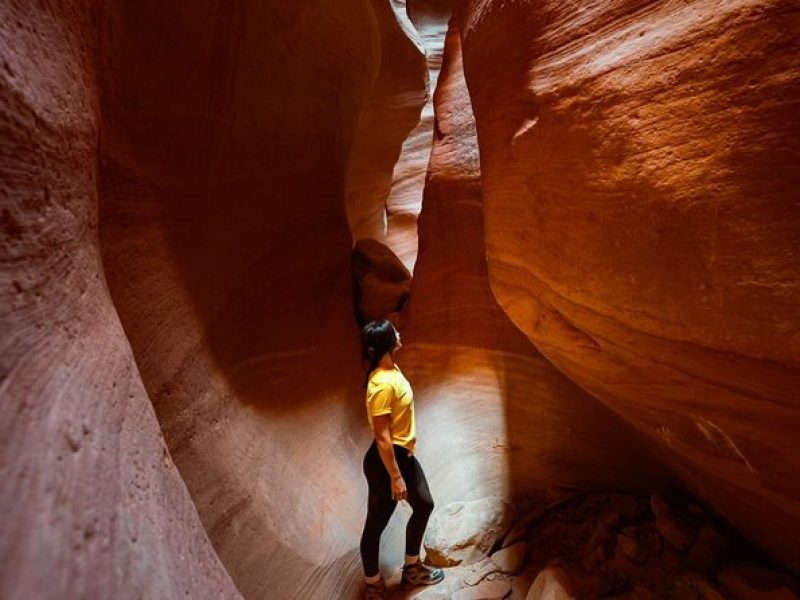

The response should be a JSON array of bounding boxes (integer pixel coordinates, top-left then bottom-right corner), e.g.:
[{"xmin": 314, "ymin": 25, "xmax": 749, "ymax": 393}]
[{"xmin": 1, "ymin": 1, "xmax": 798, "ymax": 599}]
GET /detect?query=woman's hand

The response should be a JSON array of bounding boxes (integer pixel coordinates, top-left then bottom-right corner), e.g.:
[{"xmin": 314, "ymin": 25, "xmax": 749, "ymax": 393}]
[{"xmin": 392, "ymin": 474, "xmax": 407, "ymax": 501}]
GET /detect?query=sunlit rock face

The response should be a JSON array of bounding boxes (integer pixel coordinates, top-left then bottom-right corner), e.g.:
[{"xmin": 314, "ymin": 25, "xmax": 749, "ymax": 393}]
[
  {"xmin": 384, "ymin": 0, "xmax": 452, "ymax": 271},
  {"xmin": 453, "ymin": 0, "xmax": 800, "ymax": 570},
  {"xmin": 400, "ymin": 18, "xmax": 670, "ymax": 516},
  {"xmin": 0, "ymin": 2, "xmax": 240, "ymax": 598},
  {"xmin": 4, "ymin": 0, "xmax": 799, "ymax": 598},
  {"xmin": 346, "ymin": 0, "xmax": 451, "ymax": 272},
  {"xmin": 345, "ymin": 0, "xmax": 428, "ymax": 248}
]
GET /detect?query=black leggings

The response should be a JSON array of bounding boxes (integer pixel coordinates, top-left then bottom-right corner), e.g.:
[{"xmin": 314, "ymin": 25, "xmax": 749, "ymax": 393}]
[{"xmin": 359, "ymin": 442, "xmax": 435, "ymax": 577}]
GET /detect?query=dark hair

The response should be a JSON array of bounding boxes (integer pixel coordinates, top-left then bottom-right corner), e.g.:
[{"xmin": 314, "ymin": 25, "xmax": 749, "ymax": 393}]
[{"xmin": 361, "ymin": 319, "xmax": 398, "ymax": 387}]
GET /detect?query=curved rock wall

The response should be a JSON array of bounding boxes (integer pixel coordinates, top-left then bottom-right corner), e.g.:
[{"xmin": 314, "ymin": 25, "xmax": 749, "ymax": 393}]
[
  {"xmin": 345, "ymin": 0, "xmax": 429, "ymax": 245},
  {"xmin": 454, "ymin": 0, "xmax": 800, "ymax": 571},
  {"xmin": 400, "ymin": 18, "xmax": 670, "ymax": 509},
  {"xmin": 384, "ymin": 0, "xmax": 452, "ymax": 271},
  {"xmin": 4, "ymin": 0, "xmax": 799, "ymax": 596},
  {"xmin": 0, "ymin": 2, "xmax": 240, "ymax": 598},
  {"xmin": 96, "ymin": 2, "xmax": 393, "ymax": 598}
]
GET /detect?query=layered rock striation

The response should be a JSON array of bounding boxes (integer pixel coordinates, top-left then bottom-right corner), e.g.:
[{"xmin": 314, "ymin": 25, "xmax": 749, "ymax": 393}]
[
  {"xmin": 384, "ymin": 0, "xmax": 452, "ymax": 271},
  {"xmin": 345, "ymin": 0, "xmax": 429, "ymax": 247},
  {"xmin": 400, "ymin": 17, "xmax": 670, "ymax": 510},
  {"xmin": 0, "ymin": 2, "xmax": 240, "ymax": 597},
  {"xmin": 3, "ymin": 0, "xmax": 800, "ymax": 597},
  {"xmin": 454, "ymin": 0, "xmax": 800, "ymax": 571},
  {"xmin": 96, "ymin": 2, "xmax": 395, "ymax": 598}
]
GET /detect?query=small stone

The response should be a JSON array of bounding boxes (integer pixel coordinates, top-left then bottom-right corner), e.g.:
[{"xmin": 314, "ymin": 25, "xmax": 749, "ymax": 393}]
[
  {"xmin": 465, "ymin": 559, "xmax": 500, "ymax": 586},
  {"xmin": 718, "ymin": 563, "xmax": 799, "ymax": 600},
  {"xmin": 453, "ymin": 579, "xmax": 512, "ymax": 600},
  {"xmin": 687, "ymin": 503, "xmax": 705, "ymax": 516},
  {"xmin": 696, "ymin": 581, "xmax": 727, "ymax": 600},
  {"xmin": 617, "ymin": 533, "xmax": 640, "ymax": 562},
  {"xmin": 424, "ymin": 497, "xmax": 516, "ymax": 567},
  {"xmin": 502, "ymin": 522, "xmax": 527, "ymax": 548},
  {"xmin": 607, "ymin": 494, "xmax": 646, "ymax": 523},
  {"xmin": 629, "ymin": 585, "xmax": 656, "ymax": 600},
  {"xmin": 688, "ymin": 524, "xmax": 732, "ymax": 572},
  {"xmin": 650, "ymin": 493, "xmax": 695, "ymax": 552},
  {"xmin": 526, "ymin": 566, "xmax": 576, "ymax": 600},
  {"xmin": 491, "ymin": 541, "xmax": 527, "ymax": 575}
]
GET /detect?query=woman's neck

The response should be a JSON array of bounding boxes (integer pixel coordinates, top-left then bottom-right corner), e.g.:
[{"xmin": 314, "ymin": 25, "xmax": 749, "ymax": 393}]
[{"xmin": 377, "ymin": 353, "xmax": 395, "ymax": 370}]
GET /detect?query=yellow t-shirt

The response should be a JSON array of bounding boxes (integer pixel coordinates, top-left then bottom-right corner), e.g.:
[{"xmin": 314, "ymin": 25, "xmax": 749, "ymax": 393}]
[{"xmin": 365, "ymin": 365, "xmax": 416, "ymax": 454}]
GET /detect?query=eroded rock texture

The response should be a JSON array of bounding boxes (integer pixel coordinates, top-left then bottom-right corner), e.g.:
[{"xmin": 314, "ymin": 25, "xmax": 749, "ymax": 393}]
[
  {"xmin": 96, "ymin": 2, "xmax": 388, "ymax": 598},
  {"xmin": 345, "ymin": 1, "xmax": 428, "ymax": 247},
  {"xmin": 399, "ymin": 17, "xmax": 670, "ymax": 515},
  {"xmin": 0, "ymin": 2, "xmax": 240, "ymax": 598},
  {"xmin": 453, "ymin": 0, "xmax": 800, "ymax": 570},
  {"xmin": 4, "ymin": 0, "xmax": 799, "ymax": 597},
  {"xmin": 384, "ymin": 0, "xmax": 451, "ymax": 271}
]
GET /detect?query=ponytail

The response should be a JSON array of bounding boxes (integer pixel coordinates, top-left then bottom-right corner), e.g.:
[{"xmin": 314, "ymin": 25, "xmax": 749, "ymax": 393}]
[{"xmin": 360, "ymin": 320, "xmax": 397, "ymax": 388}]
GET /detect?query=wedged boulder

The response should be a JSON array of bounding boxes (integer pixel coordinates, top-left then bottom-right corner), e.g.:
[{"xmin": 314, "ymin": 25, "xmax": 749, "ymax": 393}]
[
  {"xmin": 352, "ymin": 238, "xmax": 412, "ymax": 325},
  {"xmin": 424, "ymin": 497, "xmax": 516, "ymax": 567},
  {"xmin": 526, "ymin": 566, "xmax": 576, "ymax": 600}
]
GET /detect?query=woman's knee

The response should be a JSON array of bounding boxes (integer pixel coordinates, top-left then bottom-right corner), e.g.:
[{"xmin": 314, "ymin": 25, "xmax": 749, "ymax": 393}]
[{"xmin": 412, "ymin": 496, "xmax": 434, "ymax": 517}]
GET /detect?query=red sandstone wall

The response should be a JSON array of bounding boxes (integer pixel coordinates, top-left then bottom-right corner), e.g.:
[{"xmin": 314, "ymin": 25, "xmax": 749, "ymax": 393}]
[
  {"xmin": 4, "ymin": 0, "xmax": 799, "ymax": 596},
  {"xmin": 345, "ymin": 0, "xmax": 429, "ymax": 246},
  {"xmin": 95, "ymin": 2, "xmax": 391, "ymax": 598},
  {"xmin": 400, "ymin": 18, "xmax": 670, "ymax": 507},
  {"xmin": 0, "ymin": 2, "xmax": 240, "ymax": 597},
  {"xmin": 384, "ymin": 0, "xmax": 452, "ymax": 271},
  {"xmin": 454, "ymin": 0, "xmax": 800, "ymax": 571}
]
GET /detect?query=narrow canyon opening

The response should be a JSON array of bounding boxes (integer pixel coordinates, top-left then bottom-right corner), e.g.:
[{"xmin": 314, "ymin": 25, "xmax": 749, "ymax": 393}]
[{"xmin": 2, "ymin": 2, "xmax": 799, "ymax": 600}]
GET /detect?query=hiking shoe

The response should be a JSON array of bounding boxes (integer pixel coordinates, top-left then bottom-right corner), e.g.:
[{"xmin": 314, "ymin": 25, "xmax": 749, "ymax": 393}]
[
  {"xmin": 364, "ymin": 577, "xmax": 387, "ymax": 600},
  {"xmin": 401, "ymin": 560, "xmax": 444, "ymax": 588}
]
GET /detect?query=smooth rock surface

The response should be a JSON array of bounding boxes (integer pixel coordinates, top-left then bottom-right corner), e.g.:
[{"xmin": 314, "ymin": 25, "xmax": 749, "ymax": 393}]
[
  {"xmin": 454, "ymin": 0, "xmax": 800, "ymax": 571},
  {"xmin": 346, "ymin": 0, "xmax": 429, "ymax": 246},
  {"xmin": 401, "ymin": 15, "xmax": 670, "ymax": 522},
  {"xmin": 385, "ymin": 1, "xmax": 451, "ymax": 271},
  {"xmin": 0, "ymin": 2, "xmax": 240, "ymax": 598},
  {"xmin": 5, "ymin": 0, "xmax": 799, "ymax": 597},
  {"xmin": 453, "ymin": 579, "xmax": 512, "ymax": 600},
  {"xmin": 96, "ymin": 2, "xmax": 406, "ymax": 598},
  {"xmin": 424, "ymin": 497, "xmax": 516, "ymax": 566}
]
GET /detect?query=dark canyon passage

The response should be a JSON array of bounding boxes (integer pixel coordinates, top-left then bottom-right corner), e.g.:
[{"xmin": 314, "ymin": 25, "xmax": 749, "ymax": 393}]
[{"xmin": 1, "ymin": 1, "xmax": 799, "ymax": 599}]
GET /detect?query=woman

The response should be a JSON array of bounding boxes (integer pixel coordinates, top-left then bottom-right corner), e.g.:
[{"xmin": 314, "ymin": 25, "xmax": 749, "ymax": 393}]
[{"xmin": 359, "ymin": 319, "xmax": 444, "ymax": 599}]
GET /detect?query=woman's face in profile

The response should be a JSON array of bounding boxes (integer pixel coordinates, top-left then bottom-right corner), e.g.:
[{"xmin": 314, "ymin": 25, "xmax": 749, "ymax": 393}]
[{"xmin": 393, "ymin": 328, "xmax": 402, "ymax": 351}]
